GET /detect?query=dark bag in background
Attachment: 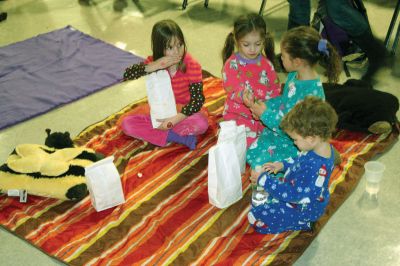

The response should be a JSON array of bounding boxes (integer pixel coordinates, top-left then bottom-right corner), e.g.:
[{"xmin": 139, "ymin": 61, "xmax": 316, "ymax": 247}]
[
  {"xmin": 323, "ymin": 79, "xmax": 399, "ymax": 133},
  {"xmin": 312, "ymin": 0, "xmax": 369, "ymax": 75}
]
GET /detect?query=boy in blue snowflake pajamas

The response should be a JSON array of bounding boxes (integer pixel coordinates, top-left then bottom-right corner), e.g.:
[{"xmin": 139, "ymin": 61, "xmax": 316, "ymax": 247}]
[{"xmin": 248, "ymin": 96, "xmax": 338, "ymax": 234}]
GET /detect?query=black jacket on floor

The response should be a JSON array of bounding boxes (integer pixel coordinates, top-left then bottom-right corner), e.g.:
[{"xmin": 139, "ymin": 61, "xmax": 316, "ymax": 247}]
[{"xmin": 323, "ymin": 79, "xmax": 399, "ymax": 133}]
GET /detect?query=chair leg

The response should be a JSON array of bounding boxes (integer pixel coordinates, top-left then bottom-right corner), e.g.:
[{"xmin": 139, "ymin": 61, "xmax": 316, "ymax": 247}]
[
  {"xmin": 384, "ymin": 0, "xmax": 400, "ymax": 52},
  {"xmin": 392, "ymin": 23, "xmax": 400, "ymax": 55},
  {"xmin": 343, "ymin": 61, "xmax": 351, "ymax": 77},
  {"xmin": 182, "ymin": 0, "xmax": 188, "ymax": 10},
  {"xmin": 0, "ymin": 12, "xmax": 7, "ymax": 22},
  {"xmin": 259, "ymin": 0, "xmax": 267, "ymax": 15}
]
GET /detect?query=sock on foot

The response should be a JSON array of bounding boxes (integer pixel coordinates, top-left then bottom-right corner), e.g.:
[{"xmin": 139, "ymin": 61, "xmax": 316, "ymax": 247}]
[
  {"xmin": 184, "ymin": 135, "xmax": 197, "ymax": 150},
  {"xmin": 166, "ymin": 130, "xmax": 197, "ymax": 150}
]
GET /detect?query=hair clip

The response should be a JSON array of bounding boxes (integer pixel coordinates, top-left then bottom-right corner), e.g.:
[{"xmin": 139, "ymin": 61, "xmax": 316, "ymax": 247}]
[{"xmin": 318, "ymin": 39, "xmax": 330, "ymax": 57}]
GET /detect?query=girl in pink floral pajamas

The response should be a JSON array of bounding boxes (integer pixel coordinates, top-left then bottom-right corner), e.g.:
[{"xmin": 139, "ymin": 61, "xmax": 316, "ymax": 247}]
[{"xmin": 221, "ymin": 13, "xmax": 281, "ymax": 147}]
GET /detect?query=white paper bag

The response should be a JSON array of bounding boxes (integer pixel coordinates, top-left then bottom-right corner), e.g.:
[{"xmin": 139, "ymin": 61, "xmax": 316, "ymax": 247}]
[
  {"xmin": 84, "ymin": 156, "xmax": 125, "ymax": 212},
  {"xmin": 145, "ymin": 70, "xmax": 177, "ymax": 128},
  {"xmin": 208, "ymin": 143, "xmax": 242, "ymax": 209},
  {"xmin": 217, "ymin": 121, "xmax": 247, "ymax": 173}
]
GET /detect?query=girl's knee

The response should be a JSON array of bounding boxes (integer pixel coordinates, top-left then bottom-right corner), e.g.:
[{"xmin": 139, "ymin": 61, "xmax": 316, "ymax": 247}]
[
  {"xmin": 121, "ymin": 118, "xmax": 131, "ymax": 134},
  {"xmin": 197, "ymin": 115, "xmax": 209, "ymax": 134},
  {"xmin": 183, "ymin": 113, "xmax": 209, "ymax": 135},
  {"xmin": 121, "ymin": 115, "xmax": 148, "ymax": 136}
]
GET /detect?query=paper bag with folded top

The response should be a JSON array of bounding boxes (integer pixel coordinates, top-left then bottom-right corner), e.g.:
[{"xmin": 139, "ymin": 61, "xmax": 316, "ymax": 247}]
[
  {"xmin": 85, "ymin": 156, "xmax": 125, "ymax": 212},
  {"xmin": 145, "ymin": 70, "xmax": 177, "ymax": 128},
  {"xmin": 208, "ymin": 121, "xmax": 246, "ymax": 209}
]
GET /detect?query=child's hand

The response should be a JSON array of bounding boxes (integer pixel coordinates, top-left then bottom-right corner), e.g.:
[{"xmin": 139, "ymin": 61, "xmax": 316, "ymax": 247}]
[
  {"xmin": 157, "ymin": 119, "xmax": 170, "ymax": 130},
  {"xmin": 262, "ymin": 162, "xmax": 283, "ymax": 174},
  {"xmin": 243, "ymin": 90, "xmax": 254, "ymax": 107},
  {"xmin": 250, "ymin": 169, "xmax": 261, "ymax": 184},
  {"xmin": 249, "ymin": 101, "xmax": 266, "ymax": 118},
  {"xmin": 252, "ymin": 113, "xmax": 260, "ymax": 120},
  {"xmin": 250, "ymin": 165, "xmax": 265, "ymax": 184},
  {"xmin": 154, "ymin": 55, "xmax": 182, "ymax": 70},
  {"xmin": 157, "ymin": 113, "xmax": 186, "ymax": 130}
]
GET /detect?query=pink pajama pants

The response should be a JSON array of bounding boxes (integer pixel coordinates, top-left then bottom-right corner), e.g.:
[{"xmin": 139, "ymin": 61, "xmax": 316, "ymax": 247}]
[{"xmin": 121, "ymin": 112, "xmax": 208, "ymax": 146}]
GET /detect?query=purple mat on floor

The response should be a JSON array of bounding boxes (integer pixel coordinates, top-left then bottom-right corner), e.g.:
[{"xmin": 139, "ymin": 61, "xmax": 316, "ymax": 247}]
[{"xmin": 0, "ymin": 25, "xmax": 144, "ymax": 130}]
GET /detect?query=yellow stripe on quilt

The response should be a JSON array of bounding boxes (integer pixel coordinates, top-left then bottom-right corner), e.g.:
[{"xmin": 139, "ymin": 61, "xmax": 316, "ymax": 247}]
[
  {"xmin": 113, "ymin": 142, "xmax": 148, "ymax": 167},
  {"xmin": 241, "ymin": 233, "xmax": 279, "ymax": 266},
  {"xmin": 261, "ymin": 231, "xmax": 301, "ymax": 265},
  {"xmin": 121, "ymin": 131, "xmax": 216, "ymax": 177},
  {"xmin": 30, "ymin": 200, "xmax": 93, "ymax": 245},
  {"xmin": 87, "ymin": 167, "xmax": 210, "ymax": 266},
  {"xmin": 78, "ymin": 98, "xmax": 147, "ymax": 137},
  {"xmin": 164, "ymin": 209, "xmax": 227, "ymax": 264},
  {"xmin": 138, "ymin": 184, "xmax": 213, "ymax": 265},
  {"xmin": 59, "ymin": 163, "xmax": 204, "ymax": 262},
  {"xmin": 204, "ymin": 96, "xmax": 226, "ymax": 109},
  {"xmin": 329, "ymin": 141, "xmax": 375, "ymax": 193},
  {"xmin": 65, "ymin": 154, "xmax": 205, "ymax": 263},
  {"xmin": 86, "ymin": 128, "xmax": 121, "ymax": 149},
  {"xmin": 13, "ymin": 199, "xmax": 61, "ymax": 230},
  {"xmin": 209, "ymin": 207, "xmax": 252, "ymax": 265}
]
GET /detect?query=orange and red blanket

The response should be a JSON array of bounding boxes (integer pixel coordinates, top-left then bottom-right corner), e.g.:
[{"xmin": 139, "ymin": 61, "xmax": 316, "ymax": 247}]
[{"xmin": 0, "ymin": 76, "xmax": 398, "ymax": 265}]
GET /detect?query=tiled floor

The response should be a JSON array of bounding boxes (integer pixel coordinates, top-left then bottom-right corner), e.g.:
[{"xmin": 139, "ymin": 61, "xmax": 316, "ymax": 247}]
[{"xmin": 0, "ymin": 0, "xmax": 399, "ymax": 265}]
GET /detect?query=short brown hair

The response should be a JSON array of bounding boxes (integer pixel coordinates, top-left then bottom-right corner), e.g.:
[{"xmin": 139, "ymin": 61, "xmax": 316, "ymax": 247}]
[{"xmin": 280, "ymin": 96, "xmax": 338, "ymax": 140}]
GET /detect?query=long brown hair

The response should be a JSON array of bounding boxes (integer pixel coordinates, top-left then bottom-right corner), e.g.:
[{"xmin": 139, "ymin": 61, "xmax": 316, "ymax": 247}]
[
  {"xmin": 221, "ymin": 13, "xmax": 275, "ymax": 66},
  {"xmin": 151, "ymin": 19, "xmax": 187, "ymax": 72},
  {"xmin": 281, "ymin": 26, "xmax": 342, "ymax": 83}
]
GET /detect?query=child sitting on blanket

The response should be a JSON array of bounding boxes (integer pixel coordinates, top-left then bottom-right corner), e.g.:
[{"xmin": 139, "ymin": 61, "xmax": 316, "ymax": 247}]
[
  {"xmin": 248, "ymin": 96, "xmax": 338, "ymax": 234},
  {"xmin": 121, "ymin": 19, "xmax": 208, "ymax": 150},
  {"xmin": 221, "ymin": 13, "xmax": 281, "ymax": 147},
  {"xmin": 244, "ymin": 26, "xmax": 341, "ymax": 182}
]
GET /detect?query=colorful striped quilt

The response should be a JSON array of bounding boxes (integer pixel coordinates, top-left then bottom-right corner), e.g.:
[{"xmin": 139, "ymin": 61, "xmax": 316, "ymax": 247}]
[{"xmin": 0, "ymin": 76, "xmax": 398, "ymax": 265}]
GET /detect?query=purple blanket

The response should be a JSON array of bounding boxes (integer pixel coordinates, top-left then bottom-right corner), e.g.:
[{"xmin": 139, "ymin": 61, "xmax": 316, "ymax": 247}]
[{"xmin": 0, "ymin": 25, "xmax": 143, "ymax": 130}]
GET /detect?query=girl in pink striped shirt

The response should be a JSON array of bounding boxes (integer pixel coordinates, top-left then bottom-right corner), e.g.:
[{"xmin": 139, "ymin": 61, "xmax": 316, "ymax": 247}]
[{"xmin": 121, "ymin": 20, "xmax": 208, "ymax": 150}]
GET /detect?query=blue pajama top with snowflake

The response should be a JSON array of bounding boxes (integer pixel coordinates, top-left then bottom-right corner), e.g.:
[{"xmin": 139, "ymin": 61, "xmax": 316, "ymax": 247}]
[
  {"xmin": 248, "ymin": 145, "xmax": 335, "ymax": 234},
  {"xmin": 246, "ymin": 71, "xmax": 325, "ymax": 169}
]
